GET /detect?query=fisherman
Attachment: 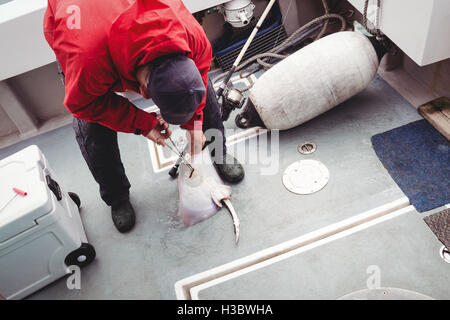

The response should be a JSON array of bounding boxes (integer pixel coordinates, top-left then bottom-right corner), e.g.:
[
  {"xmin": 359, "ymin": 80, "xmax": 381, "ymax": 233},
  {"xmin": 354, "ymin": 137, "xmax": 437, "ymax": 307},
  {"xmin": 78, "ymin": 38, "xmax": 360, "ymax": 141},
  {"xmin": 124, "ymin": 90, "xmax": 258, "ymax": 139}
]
[{"xmin": 43, "ymin": 0, "xmax": 245, "ymax": 233}]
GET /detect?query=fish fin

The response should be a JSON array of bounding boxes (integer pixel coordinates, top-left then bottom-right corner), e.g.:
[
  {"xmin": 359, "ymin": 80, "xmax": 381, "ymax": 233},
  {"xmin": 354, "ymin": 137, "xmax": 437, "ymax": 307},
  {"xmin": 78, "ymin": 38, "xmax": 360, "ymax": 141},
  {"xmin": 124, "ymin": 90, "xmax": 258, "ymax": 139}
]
[
  {"xmin": 223, "ymin": 199, "xmax": 240, "ymax": 245},
  {"xmin": 211, "ymin": 184, "xmax": 232, "ymax": 207}
]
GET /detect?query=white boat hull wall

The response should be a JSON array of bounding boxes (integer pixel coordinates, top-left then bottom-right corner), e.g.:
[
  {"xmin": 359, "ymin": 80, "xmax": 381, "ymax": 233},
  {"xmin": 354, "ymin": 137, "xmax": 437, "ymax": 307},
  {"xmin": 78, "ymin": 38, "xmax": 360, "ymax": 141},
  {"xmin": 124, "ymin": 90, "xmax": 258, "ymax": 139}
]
[{"xmin": 249, "ymin": 31, "xmax": 379, "ymax": 130}]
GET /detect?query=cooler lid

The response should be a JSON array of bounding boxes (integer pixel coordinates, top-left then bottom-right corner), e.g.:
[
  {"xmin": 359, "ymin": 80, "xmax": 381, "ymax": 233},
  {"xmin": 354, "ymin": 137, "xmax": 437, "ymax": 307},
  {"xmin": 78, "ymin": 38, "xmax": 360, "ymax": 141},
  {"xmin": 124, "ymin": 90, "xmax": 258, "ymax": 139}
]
[{"xmin": 0, "ymin": 145, "xmax": 53, "ymax": 243}]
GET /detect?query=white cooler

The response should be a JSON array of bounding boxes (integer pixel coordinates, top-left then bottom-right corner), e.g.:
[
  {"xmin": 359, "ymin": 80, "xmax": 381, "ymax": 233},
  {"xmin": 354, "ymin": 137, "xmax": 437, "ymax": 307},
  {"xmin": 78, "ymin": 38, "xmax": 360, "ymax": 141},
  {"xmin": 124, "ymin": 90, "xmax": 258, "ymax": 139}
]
[{"xmin": 0, "ymin": 145, "xmax": 95, "ymax": 300}]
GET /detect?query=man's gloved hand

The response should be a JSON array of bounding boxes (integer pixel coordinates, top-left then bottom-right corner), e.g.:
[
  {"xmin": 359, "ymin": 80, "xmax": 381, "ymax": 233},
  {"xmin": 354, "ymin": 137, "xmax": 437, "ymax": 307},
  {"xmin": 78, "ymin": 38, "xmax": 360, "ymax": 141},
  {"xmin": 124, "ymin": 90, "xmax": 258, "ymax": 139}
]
[
  {"xmin": 186, "ymin": 129, "xmax": 205, "ymax": 155},
  {"xmin": 146, "ymin": 114, "xmax": 171, "ymax": 146}
]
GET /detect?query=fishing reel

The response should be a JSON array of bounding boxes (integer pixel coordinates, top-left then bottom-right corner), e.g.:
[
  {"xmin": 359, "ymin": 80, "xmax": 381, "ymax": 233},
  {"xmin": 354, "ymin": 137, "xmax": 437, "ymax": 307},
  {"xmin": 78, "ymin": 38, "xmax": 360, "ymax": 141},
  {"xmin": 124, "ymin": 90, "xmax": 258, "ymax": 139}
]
[{"xmin": 220, "ymin": 83, "xmax": 247, "ymax": 122}]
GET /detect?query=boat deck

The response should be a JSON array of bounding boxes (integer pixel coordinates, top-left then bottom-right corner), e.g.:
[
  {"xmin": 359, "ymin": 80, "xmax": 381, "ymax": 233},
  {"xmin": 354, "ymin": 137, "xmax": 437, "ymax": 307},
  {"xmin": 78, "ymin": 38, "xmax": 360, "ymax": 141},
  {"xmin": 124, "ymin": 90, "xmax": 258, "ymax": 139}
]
[{"xmin": 0, "ymin": 75, "xmax": 448, "ymax": 299}]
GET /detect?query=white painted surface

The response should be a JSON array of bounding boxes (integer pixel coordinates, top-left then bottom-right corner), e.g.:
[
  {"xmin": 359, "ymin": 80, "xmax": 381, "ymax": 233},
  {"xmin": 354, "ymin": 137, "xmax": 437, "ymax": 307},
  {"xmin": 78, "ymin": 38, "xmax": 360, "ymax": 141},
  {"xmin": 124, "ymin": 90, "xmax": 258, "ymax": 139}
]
[
  {"xmin": 348, "ymin": 0, "xmax": 450, "ymax": 66},
  {"xmin": 0, "ymin": 0, "xmax": 232, "ymax": 80},
  {"xmin": 0, "ymin": 0, "xmax": 55, "ymax": 81},
  {"xmin": 183, "ymin": 0, "xmax": 231, "ymax": 13}
]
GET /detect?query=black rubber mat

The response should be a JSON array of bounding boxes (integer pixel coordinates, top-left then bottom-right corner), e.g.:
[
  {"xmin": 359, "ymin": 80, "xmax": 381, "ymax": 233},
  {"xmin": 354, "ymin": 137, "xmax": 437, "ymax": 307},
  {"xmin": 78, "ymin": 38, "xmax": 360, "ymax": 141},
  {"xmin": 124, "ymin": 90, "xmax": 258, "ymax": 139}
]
[{"xmin": 424, "ymin": 208, "xmax": 450, "ymax": 249}]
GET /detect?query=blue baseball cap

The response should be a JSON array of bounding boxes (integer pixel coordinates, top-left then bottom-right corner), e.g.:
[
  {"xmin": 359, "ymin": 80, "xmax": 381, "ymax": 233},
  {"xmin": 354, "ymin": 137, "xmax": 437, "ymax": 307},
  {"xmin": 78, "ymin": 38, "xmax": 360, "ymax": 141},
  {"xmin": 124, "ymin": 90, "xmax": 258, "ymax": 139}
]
[{"xmin": 147, "ymin": 54, "xmax": 206, "ymax": 125}]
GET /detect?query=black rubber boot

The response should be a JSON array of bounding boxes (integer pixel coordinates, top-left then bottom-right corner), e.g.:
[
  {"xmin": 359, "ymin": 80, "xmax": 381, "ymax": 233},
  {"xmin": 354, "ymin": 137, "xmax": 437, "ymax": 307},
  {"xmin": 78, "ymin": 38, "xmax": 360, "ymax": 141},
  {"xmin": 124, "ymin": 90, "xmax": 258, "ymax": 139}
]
[
  {"xmin": 214, "ymin": 153, "xmax": 245, "ymax": 183},
  {"xmin": 111, "ymin": 200, "xmax": 136, "ymax": 233}
]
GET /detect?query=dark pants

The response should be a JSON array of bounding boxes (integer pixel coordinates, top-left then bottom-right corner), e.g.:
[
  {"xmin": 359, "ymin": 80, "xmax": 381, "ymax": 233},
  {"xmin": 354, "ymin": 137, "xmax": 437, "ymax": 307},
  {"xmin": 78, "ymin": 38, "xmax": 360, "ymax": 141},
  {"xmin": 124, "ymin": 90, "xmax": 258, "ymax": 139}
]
[{"xmin": 73, "ymin": 79, "xmax": 225, "ymax": 206}]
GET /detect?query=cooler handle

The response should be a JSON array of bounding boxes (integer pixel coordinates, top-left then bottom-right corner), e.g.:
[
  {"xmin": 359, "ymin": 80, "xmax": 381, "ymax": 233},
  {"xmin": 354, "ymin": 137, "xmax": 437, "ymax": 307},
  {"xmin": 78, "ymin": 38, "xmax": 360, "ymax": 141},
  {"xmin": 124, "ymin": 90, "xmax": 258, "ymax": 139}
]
[{"xmin": 46, "ymin": 175, "xmax": 62, "ymax": 201}]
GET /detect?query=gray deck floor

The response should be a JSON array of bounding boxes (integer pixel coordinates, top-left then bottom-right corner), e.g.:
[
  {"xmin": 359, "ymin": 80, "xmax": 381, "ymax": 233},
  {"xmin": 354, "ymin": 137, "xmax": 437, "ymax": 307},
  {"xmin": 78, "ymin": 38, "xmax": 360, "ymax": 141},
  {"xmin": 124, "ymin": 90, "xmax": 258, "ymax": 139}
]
[
  {"xmin": 0, "ymin": 75, "xmax": 427, "ymax": 299},
  {"xmin": 195, "ymin": 206, "xmax": 450, "ymax": 300}
]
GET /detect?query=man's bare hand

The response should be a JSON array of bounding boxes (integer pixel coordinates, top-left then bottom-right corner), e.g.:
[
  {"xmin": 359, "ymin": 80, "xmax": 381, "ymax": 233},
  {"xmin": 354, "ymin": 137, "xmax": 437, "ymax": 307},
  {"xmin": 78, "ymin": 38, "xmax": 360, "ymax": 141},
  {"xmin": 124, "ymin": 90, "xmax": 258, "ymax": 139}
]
[
  {"xmin": 186, "ymin": 129, "xmax": 205, "ymax": 155},
  {"xmin": 146, "ymin": 114, "xmax": 171, "ymax": 146}
]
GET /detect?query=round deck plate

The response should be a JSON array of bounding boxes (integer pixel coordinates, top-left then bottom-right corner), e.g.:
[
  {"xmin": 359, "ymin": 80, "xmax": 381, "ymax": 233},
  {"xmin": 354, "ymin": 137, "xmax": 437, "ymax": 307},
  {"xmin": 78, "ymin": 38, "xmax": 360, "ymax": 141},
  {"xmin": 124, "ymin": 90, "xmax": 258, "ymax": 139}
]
[
  {"xmin": 338, "ymin": 288, "xmax": 434, "ymax": 300},
  {"xmin": 282, "ymin": 160, "xmax": 329, "ymax": 195},
  {"xmin": 440, "ymin": 245, "xmax": 450, "ymax": 263}
]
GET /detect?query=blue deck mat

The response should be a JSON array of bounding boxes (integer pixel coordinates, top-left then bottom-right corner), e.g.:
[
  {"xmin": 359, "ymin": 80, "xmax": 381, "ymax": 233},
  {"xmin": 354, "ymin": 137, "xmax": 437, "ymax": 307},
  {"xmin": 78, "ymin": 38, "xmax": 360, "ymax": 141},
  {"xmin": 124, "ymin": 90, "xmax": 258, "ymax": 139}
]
[{"xmin": 371, "ymin": 119, "xmax": 449, "ymax": 212}]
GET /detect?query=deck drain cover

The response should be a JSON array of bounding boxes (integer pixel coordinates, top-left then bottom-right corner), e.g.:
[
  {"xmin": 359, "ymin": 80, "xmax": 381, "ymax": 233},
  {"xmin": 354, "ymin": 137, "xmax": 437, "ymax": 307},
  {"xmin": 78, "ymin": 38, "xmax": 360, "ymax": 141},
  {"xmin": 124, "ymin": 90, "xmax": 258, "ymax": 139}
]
[
  {"xmin": 298, "ymin": 142, "xmax": 317, "ymax": 155},
  {"xmin": 440, "ymin": 245, "xmax": 450, "ymax": 264},
  {"xmin": 282, "ymin": 160, "xmax": 329, "ymax": 195}
]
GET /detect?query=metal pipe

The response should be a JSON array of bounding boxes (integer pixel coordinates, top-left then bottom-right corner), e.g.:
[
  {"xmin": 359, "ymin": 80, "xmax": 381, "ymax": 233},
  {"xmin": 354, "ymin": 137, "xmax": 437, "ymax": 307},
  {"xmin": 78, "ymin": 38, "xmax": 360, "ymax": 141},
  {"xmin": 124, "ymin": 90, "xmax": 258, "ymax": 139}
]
[{"xmin": 216, "ymin": 0, "xmax": 277, "ymax": 97}]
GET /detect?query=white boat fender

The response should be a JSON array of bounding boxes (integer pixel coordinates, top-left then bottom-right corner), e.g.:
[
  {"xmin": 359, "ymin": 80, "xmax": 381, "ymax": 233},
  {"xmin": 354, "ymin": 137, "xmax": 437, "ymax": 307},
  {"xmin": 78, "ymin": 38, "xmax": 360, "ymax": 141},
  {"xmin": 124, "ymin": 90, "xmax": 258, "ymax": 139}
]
[{"xmin": 236, "ymin": 31, "xmax": 386, "ymax": 130}]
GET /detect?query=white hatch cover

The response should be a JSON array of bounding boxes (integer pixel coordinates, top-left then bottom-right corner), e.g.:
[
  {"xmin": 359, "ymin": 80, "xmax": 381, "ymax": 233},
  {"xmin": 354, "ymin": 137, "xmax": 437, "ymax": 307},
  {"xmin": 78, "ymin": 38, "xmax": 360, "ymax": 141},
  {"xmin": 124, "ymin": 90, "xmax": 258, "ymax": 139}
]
[{"xmin": 282, "ymin": 160, "xmax": 329, "ymax": 195}]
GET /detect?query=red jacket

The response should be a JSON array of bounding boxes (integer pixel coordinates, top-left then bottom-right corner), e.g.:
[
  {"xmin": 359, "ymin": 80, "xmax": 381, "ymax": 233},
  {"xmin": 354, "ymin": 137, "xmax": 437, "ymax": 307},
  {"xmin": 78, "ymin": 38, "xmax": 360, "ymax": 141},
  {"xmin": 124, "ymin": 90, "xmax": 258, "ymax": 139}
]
[{"xmin": 43, "ymin": 0, "xmax": 212, "ymax": 135}]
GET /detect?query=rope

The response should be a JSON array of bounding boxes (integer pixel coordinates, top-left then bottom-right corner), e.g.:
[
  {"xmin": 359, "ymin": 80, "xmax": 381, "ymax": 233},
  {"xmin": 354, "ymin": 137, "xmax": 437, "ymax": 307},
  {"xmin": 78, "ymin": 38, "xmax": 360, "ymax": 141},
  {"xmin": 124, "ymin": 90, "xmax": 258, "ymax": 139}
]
[
  {"xmin": 363, "ymin": 0, "xmax": 382, "ymax": 37},
  {"xmin": 316, "ymin": 0, "xmax": 330, "ymax": 40},
  {"xmin": 213, "ymin": 9, "xmax": 346, "ymax": 84}
]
